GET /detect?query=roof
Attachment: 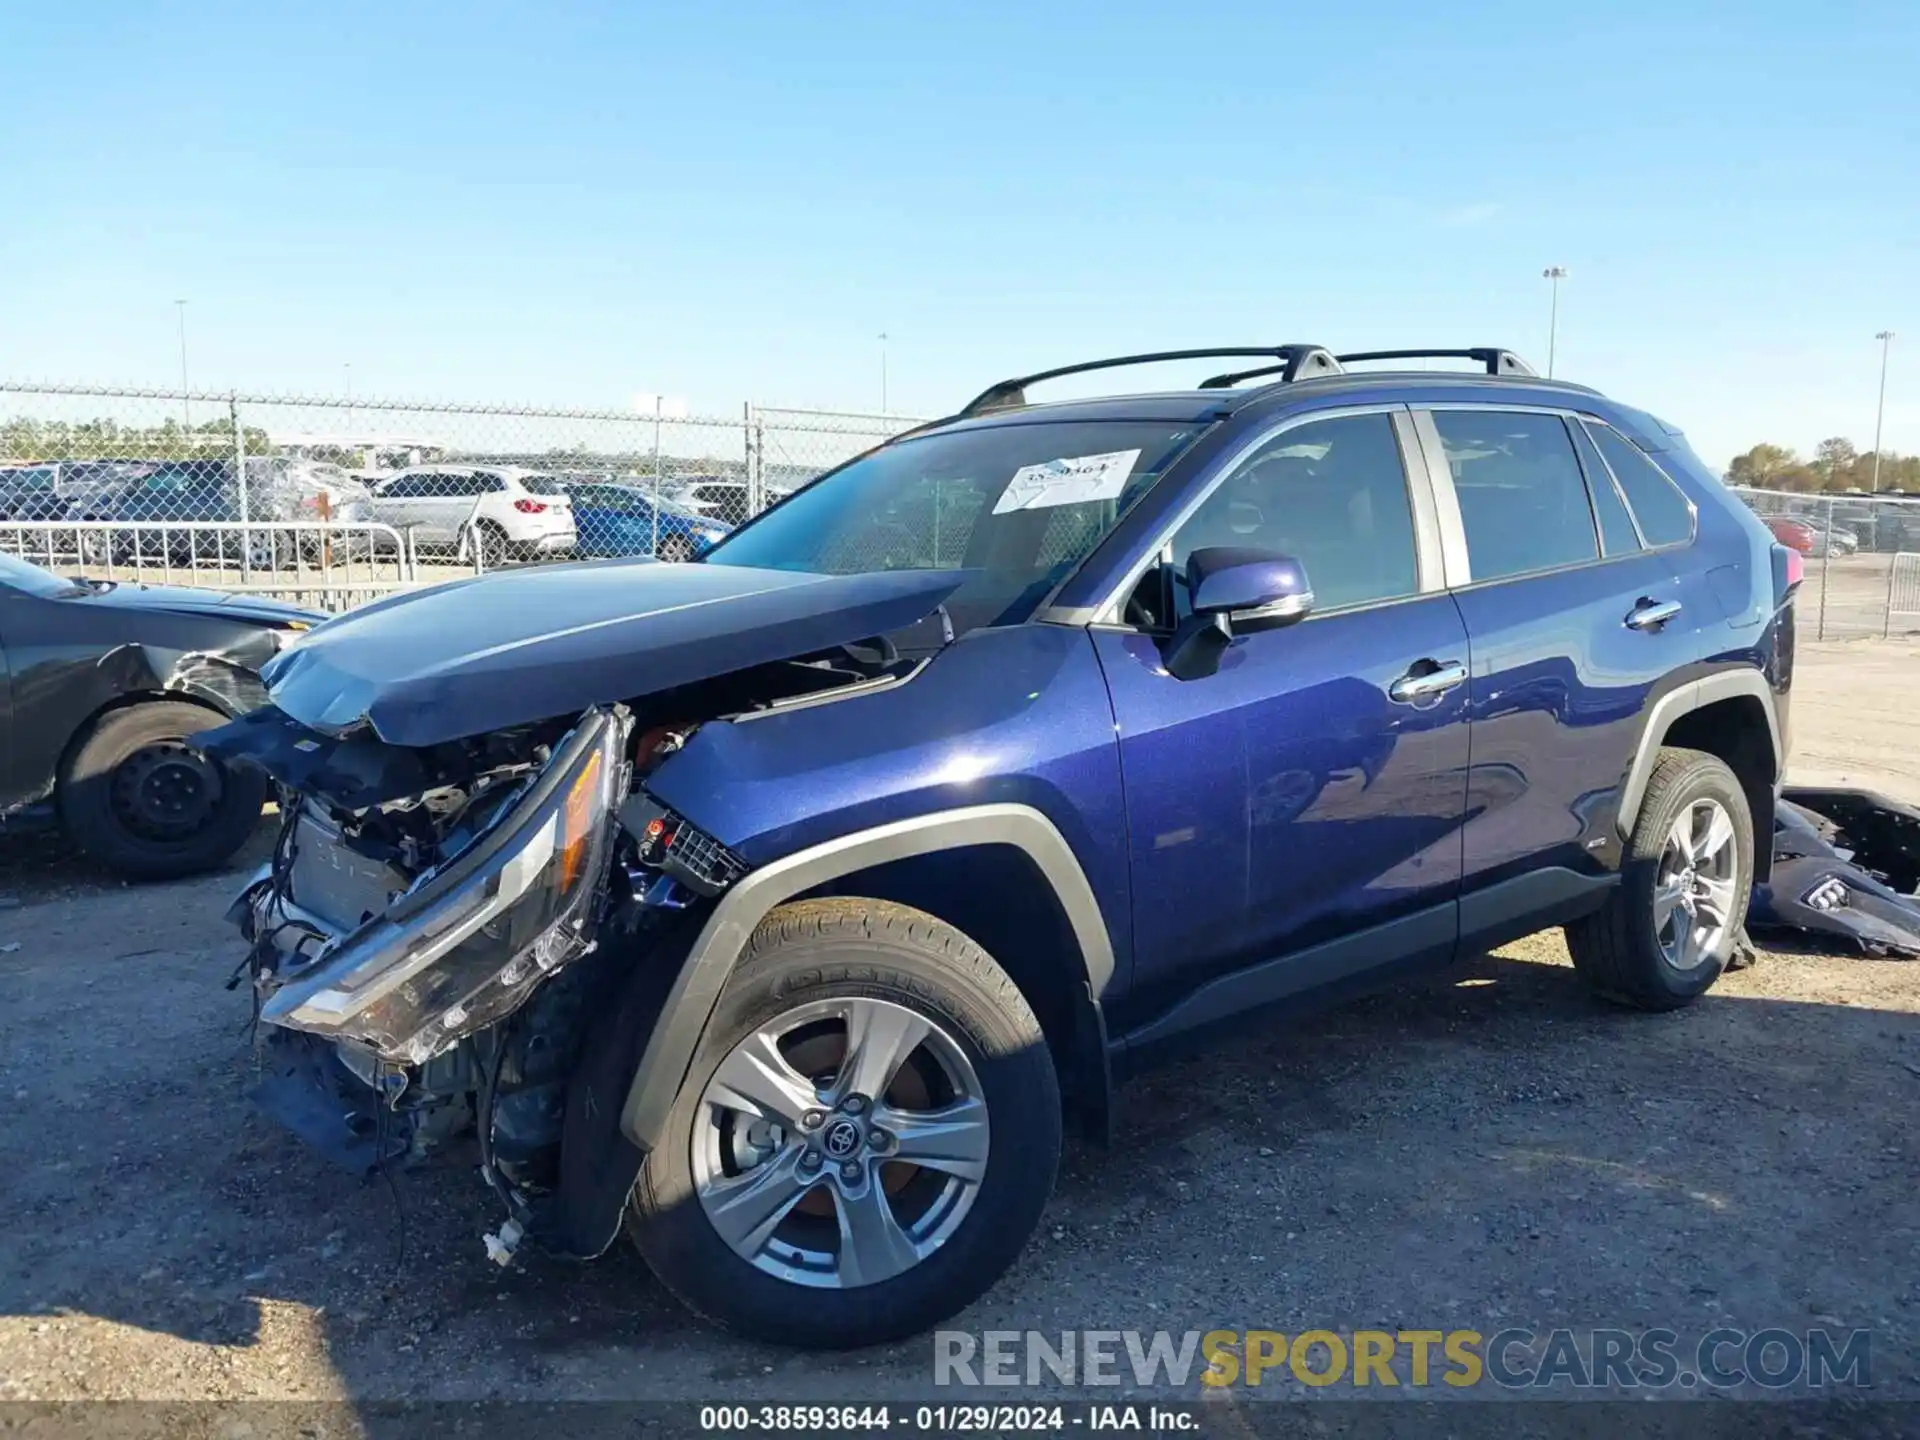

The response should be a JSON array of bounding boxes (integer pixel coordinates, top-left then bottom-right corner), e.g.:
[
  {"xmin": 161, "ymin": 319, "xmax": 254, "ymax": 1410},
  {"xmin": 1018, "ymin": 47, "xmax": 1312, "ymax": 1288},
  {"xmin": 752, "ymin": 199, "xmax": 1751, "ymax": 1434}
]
[{"xmin": 925, "ymin": 370, "xmax": 1608, "ymax": 434}]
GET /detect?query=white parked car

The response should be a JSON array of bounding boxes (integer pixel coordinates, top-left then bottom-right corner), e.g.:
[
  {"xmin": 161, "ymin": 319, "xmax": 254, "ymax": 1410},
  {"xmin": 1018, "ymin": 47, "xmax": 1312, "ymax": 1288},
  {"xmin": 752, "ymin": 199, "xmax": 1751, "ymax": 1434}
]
[
  {"xmin": 368, "ymin": 466, "xmax": 576, "ymax": 565},
  {"xmin": 661, "ymin": 476, "xmax": 792, "ymax": 524}
]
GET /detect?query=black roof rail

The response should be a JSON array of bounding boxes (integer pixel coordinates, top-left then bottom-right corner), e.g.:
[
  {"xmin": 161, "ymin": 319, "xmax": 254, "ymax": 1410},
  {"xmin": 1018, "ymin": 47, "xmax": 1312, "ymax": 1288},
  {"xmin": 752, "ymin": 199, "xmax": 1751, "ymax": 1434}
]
[
  {"xmin": 959, "ymin": 345, "xmax": 1344, "ymax": 417},
  {"xmin": 1334, "ymin": 348, "xmax": 1537, "ymax": 377}
]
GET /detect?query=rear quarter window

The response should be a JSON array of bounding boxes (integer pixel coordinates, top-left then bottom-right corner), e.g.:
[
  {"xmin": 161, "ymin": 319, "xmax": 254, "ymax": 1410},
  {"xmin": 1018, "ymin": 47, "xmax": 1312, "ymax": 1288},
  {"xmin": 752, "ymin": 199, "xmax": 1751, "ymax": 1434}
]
[{"xmin": 1585, "ymin": 422, "xmax": 1696, "ymax": 547}]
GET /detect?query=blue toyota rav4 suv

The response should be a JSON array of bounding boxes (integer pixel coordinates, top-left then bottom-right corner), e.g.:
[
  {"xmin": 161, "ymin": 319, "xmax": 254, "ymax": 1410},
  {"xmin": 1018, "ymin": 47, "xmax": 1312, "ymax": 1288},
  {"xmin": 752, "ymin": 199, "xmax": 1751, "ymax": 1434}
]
[{"xmin": 208, "ymin": 345, "xmax": 1798, "ymax": 1347}]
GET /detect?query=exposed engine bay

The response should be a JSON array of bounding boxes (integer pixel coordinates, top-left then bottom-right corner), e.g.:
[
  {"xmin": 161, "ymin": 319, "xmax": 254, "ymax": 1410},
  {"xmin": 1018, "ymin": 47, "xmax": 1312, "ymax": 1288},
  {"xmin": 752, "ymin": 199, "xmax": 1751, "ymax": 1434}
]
[{"xmin": 200, "ymin": 634, "xmax": 922, "ymax": 1253}]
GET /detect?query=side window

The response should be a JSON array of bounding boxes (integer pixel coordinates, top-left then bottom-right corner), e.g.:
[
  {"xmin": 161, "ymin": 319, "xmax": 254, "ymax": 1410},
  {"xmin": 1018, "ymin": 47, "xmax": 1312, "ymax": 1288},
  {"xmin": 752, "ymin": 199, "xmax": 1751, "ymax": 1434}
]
[
  {"xmin": 1169, "ymin": 412, "xmax": 1420, "ymax": 614},
  {"xmin": 1567, "ymin": 420, "xmax": 1644, "ymax": 557},
  {"xmin": 1585, "ymin": 422, "xmax": 1695, "ymax": 547},
  {"xmin": 1431, "ymin": 410, "xmax": 1598, "ymax": 582},
  {"xmin": 381, "ymin": 474, "xmax": 423, "ymax": 498}
]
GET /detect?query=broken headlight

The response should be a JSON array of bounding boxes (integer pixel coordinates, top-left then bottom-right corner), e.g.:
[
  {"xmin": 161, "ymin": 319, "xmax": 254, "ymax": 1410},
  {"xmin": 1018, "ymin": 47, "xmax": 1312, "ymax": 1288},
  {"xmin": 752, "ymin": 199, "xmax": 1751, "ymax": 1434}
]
[{"xmin": 258, "ymin": 707, "xmax": 631, "ymax": 1064}]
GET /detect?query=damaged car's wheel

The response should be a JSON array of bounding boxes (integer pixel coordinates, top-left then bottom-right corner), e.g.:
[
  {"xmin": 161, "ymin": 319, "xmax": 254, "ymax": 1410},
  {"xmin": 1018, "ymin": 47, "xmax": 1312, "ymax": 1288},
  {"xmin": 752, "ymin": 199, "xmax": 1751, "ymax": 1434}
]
[
  {"xmin": 627, "ymin": 898, "xmax": 1061, "ymax": 1348},
  {"xmin": 57, "ymin": 700, "xmax": 268, "ymax": 881}
]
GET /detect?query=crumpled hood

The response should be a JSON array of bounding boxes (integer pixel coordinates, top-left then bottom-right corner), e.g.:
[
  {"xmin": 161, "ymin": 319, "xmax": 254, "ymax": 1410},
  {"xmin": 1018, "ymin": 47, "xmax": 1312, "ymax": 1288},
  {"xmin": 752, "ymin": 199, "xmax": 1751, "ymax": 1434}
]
[{"xmin": 261, "ymin": 558, "xmax": 962, "ymax": 746}]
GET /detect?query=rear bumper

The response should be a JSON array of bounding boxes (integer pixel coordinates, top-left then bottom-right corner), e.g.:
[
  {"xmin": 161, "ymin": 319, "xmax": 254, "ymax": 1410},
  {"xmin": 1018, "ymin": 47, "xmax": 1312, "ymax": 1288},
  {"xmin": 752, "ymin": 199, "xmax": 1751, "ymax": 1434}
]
[{"xmin": 527, "ymin": 529, "xmax": 577, "ymax": 553}]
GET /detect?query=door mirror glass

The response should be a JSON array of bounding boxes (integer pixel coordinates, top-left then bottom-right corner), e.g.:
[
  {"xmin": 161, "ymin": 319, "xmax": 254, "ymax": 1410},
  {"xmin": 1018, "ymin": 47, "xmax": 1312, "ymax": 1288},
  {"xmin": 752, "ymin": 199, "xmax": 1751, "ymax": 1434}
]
[{"xmin": 1186, "ymin": 545, "xmax": 1314, "ymax": 628}]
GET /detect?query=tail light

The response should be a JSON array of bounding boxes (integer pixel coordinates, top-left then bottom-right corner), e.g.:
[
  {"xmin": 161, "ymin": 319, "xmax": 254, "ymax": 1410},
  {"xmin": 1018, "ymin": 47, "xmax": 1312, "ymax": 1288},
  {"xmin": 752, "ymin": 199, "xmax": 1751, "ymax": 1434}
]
[
  {"xmin": 1772, "ymin": 543, "xmax": 1804, "ymax": 606},
  {"xmin": 513, "ymin": 498, "xmax": 548, "ymax": 514}
]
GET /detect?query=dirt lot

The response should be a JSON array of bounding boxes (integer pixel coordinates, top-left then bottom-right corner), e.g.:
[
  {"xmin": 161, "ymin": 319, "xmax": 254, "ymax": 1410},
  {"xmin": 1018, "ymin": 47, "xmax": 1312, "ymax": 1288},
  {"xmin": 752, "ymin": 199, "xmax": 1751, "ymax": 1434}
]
[{"xmin": 2, "ymin": 641, "xmax": 1917, "ymax": 1418}]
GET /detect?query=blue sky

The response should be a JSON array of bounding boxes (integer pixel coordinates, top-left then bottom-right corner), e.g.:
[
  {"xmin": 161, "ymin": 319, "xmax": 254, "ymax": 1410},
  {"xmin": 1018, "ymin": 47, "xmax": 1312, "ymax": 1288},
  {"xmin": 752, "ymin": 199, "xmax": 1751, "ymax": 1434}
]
[{"xmin": 2, "ymin": 0, "xmax": 1915, "ymax": 466}]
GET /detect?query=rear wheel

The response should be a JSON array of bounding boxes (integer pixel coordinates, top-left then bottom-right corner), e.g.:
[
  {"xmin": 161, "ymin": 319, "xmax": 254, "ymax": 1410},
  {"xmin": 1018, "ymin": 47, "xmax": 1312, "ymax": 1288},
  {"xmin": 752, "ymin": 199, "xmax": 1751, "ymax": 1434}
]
[
  {"xmin": 626, "ymin": 898, "xmax": 1061, "ymax": 1348},
  {"xmin": 1567, "ymin": 747, "xmax": 1752, "ymax": 1010},
  {"xmin": 475, "ymin": 521, "xmax": 511, "ymax": 568},
  {"xmin": 57, "ymin": 700, "xmax": 268, "ymax": 880}
]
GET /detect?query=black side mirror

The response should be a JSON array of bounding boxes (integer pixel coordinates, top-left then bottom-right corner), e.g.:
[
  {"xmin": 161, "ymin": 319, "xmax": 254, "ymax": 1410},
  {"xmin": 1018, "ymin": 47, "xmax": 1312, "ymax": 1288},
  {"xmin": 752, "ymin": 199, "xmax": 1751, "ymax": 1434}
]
[{"xmin": 1162, "ymin": 546, "xmax": 1314, "ymax": 681}]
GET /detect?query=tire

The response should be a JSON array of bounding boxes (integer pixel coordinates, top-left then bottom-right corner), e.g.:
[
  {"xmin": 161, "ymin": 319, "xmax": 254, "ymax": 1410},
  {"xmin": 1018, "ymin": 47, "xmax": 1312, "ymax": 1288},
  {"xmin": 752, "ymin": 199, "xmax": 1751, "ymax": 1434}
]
[
  {"xmin": 56, "ymin": 701, "xmax": 269, "ymax": 881},
  {"xmin": 1566, "ymin": 746, "xmax": 1753, "ymax": 1011},
  {"xmin": 474, "ymin": 521, "xmax": 512, "ymax": 568},
  {"xmin": 656, "ymin": 533, "xmax": 693, "ymax": 563},
  {"xmin": 626, "ymin": 898, "xmax": 1061, "ymax": 1348}
]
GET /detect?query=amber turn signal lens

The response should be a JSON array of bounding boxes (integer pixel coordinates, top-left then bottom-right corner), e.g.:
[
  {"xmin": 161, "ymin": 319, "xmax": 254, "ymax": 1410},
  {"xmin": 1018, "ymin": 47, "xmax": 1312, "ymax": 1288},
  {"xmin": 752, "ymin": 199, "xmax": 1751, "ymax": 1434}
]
[{"xmin": 557, "ymin": 749, "xmax": 604, "ymax": 893}]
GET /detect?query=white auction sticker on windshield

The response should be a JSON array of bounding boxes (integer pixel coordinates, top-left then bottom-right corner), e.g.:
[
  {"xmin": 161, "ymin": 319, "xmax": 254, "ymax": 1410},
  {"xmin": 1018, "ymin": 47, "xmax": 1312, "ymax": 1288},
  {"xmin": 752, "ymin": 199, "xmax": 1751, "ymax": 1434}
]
[{"xmin": 991, "ymin": 448, "xmax": 1142, "ymax": 514}]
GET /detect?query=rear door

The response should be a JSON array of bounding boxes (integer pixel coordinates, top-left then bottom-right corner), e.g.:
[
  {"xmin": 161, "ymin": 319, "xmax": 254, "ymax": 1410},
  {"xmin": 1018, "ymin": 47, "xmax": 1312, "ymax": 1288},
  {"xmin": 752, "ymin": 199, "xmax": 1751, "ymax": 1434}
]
[
  {"xmin": 369, "ymin": 472, "xmax": 429, "ymax": 535},
  {"xmin": 1411, "ymin": 406, "xmax": 1702, "ymax": 946},
  {"xmin": 1095, "ymin": 407, "xmax": 1474, "ymax": 1043}
]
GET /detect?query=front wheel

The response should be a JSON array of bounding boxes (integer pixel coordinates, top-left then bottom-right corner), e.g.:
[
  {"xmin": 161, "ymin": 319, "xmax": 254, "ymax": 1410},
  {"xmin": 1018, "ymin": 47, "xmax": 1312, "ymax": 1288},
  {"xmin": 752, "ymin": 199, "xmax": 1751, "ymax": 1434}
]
[
  {"xmin": 1566, "ymin": 746, "xmax": 1753, "ymax": 1010},
  {"xmin": 626, "ymin": 898, "xmax": 1061, "ymax": 1348},
  {"xmin": 656, "ymin": 533, "xmax": 693, "ymax": 563},
  {"xmin": 56, "ymin": 700, "xmax": 268, "ymax": 880}
]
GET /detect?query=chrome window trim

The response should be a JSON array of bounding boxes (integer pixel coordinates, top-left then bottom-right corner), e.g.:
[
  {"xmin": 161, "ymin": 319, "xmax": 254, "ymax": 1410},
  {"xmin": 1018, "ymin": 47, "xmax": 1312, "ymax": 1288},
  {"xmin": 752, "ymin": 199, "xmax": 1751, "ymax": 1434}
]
[
  {"xmin": 1579, "ymin": 417, "xmax": 1700, "ymax": 551},
  {"xmin": 1078, "ymin": 402, "xmax": 1432, "ymax": 626},
  {"xmin": 1565, "ymin": 412, "xmax": 1650, "ymax": 552}
]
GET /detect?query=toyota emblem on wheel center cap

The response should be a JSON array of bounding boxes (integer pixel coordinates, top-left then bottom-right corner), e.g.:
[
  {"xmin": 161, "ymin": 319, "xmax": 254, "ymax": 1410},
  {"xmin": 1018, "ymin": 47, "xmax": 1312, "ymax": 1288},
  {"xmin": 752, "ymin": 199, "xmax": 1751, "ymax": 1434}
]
[{"xmin": 823, "ymin": 1119, "xmax": 862, "ymax": 1159}]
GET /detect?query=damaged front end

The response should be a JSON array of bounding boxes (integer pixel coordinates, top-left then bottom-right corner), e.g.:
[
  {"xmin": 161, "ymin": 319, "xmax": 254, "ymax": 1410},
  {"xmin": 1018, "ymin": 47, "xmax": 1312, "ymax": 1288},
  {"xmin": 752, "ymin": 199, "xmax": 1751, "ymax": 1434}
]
[
  {"xmin": 1750, "ymin": 787, "xmax": 1920, "ymax": 958},
  {"xmin": 201, "ymin": 560, "xmax": 962, "ymax": 1259},
  {"xmin": 209, "ymin": 701, "xmax": 748, "ymax": 1252}
]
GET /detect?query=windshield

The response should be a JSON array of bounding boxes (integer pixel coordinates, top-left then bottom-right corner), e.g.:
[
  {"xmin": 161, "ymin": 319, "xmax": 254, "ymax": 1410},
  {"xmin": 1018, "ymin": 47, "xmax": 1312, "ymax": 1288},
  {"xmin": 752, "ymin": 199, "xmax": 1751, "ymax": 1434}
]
[
  {"xmin": 520, "ymin": 473, "xmax": 567, "ymax": 495},
  {"xmin": 704, "ymin": 419, "xmax": 1204, "ymax": 629},
  {"xmin": 0, "ymin": 552, "xmax": 87, "ymax": 598}
]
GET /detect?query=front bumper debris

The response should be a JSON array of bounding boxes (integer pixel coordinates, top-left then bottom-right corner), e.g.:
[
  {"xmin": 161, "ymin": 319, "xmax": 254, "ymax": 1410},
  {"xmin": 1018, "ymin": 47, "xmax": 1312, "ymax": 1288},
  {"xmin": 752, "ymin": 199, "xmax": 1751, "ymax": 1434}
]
[
  {"xmin": 1749, "ymin": 787, "xmax": 1920, "ymax": 958},
  {"xmin": 249, "ymin": 1030, "xmax": 408, "ymax": 1174}
]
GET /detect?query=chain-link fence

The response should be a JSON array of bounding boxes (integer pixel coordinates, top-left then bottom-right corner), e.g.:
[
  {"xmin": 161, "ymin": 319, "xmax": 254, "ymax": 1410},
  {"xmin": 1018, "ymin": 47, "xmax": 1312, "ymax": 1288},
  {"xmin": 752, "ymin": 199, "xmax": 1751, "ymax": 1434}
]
[
  {"xmin": 12, "ymin": 382, "xmax": 1917, "ymax": 640},
  {"xmin": 1728, "ymin": 486, "xmax": 1920, "ymax": 640},
  {"xmin": 0, "ymin": 382, "xmax": 924, "ymax": 610}
]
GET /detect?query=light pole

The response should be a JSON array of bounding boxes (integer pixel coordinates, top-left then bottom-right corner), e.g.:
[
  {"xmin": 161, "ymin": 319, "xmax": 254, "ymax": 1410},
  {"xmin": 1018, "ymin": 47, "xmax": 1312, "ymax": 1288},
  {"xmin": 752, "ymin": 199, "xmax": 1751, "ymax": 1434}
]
[
  {"xmin": 878, "ymin": 332, "xmax": 889, "ymax": 416},
  {"xmin": 1541, "ymin": 267, "xmax": 1568, "ymax": 377},
  {"xmin": 174, "ymin": 299, "xmax": 192, "ymax": 433},
  {"xmin": 1871, "ymin": 330, "xmax": 1895, "ymax": 493}
]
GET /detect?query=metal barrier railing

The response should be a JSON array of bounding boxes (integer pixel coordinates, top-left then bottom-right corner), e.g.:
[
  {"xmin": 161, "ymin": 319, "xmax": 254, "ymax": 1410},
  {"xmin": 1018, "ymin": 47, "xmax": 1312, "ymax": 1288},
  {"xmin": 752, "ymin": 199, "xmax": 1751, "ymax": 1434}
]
[
  {"xmin": 1888, "ymin": 553, "xmax": 1920, "ymax": 635},
  {"xmin": 1, "ymin": 519, "xmax": 418, "ymax": 612}
]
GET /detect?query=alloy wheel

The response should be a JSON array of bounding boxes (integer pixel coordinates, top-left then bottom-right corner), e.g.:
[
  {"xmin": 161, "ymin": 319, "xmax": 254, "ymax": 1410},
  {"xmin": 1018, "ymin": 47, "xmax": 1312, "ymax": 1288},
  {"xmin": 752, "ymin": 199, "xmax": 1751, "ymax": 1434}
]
[
  {"xmin": 692, "ymin": 996, "xmax": 991, "ymax": 1290},
  {"xmin": 1653, "ymin": 797, "xmax": 1739, "ymax": 972}
]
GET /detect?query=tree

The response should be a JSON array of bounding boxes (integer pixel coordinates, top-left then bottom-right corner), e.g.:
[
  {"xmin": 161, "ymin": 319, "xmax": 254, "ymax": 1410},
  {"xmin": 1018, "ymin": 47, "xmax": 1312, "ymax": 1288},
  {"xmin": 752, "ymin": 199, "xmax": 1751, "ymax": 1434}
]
[
  {"xmin": 1726, "ymin": 443, "xmax": 1799, "ymax": 489},
  {"xmin": 1814, "ymin": 437, "xmax": 1859, "ymax": 487}
]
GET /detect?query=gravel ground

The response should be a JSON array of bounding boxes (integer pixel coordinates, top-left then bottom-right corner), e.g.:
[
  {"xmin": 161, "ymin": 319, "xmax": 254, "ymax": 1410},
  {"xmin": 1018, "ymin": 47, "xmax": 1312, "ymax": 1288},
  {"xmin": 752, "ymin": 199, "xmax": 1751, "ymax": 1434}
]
[{"xmin": 2, "ymin": 640, "xmax": 1917, "ymax": 1420}]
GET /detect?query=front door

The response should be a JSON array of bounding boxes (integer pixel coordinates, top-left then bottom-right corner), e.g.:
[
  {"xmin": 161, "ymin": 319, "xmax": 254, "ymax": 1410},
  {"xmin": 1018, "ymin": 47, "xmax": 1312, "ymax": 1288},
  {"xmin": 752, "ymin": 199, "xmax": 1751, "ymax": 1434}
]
[{"xmin": 1095, "ymin": 408, "xmax": 1473, "ymax": 1040}]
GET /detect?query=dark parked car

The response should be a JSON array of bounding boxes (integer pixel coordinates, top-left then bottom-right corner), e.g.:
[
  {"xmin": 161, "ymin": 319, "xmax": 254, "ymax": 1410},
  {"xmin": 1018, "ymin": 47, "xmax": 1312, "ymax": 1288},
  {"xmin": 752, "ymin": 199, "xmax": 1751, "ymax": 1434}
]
[
  {"xmin": 72, "ymin": 460, "xmax": 284, "ymax": 566},
  {"xmin": 0, "ymin": 553, "xmax": 320, "ymax": 877},
  {"xmin": 210, "ymin": 344, "xmax": 1797, "ymax": 1348},
  {"xmin": 0, "ymin": 463, "xmax": 73, "ymax": 521},
  {"xmin": 563, "ymin": 482, "xmax": 730, "ymax": 561}
]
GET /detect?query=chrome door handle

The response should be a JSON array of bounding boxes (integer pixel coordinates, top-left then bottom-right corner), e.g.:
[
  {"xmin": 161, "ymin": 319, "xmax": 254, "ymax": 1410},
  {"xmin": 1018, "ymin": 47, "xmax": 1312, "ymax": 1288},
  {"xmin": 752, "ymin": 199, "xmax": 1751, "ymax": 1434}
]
[
  {"xmin": 1625, "ymin": 598, "xmax": 1682, "ymax": 631},
  {"xmin": 1388, "ymin": 660, "xmax": 1468, "ymax": 704}
]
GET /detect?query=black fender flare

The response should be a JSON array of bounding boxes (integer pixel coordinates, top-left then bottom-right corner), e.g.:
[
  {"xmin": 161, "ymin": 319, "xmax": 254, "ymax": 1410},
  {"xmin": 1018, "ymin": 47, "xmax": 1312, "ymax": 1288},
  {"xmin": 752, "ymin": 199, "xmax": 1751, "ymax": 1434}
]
[
  {"xmin": 618, "ymin": 801, "xmax": 1116, "ymax": 1152},
  {"xmin": 1615, "ymin": 667, "xmax": 1782, "ymax": 837}
]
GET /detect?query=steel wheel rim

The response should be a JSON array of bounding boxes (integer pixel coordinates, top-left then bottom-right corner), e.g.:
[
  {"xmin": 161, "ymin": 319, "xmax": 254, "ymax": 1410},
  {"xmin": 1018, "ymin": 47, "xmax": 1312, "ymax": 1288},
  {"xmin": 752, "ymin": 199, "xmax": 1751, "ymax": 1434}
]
[
  {"xmin": 1654, "ymin": 797, "xmax": 1739, "ymax": 972},
  {"xmin": 109, "ymin": 741, "xmax": 222, "ymax": 841},
  {"xmin": 692, "ymin": 995, "xmax": 991, "ymax": 1290}
]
